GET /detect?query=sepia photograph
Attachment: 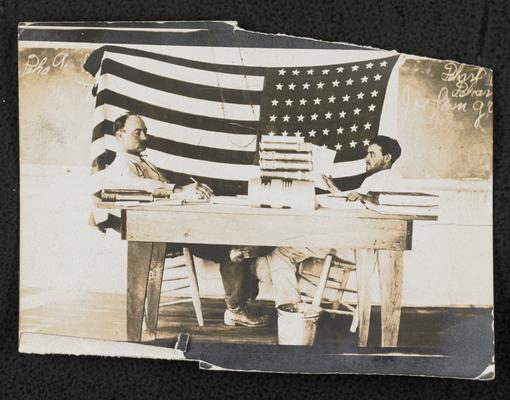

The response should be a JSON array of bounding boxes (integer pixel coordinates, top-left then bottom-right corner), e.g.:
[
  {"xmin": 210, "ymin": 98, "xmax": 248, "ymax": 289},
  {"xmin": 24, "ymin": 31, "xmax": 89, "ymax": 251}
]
[{"xmin": 18, "ymin": 21, "xmax": 493, "ymax": 378}]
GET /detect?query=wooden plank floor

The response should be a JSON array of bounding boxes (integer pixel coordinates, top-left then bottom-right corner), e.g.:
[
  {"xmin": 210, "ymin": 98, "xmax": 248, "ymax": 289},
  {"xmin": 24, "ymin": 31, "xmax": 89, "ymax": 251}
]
[{"xmin": 20, "ymin": 288, "xmax": 493, "ymax": 355}]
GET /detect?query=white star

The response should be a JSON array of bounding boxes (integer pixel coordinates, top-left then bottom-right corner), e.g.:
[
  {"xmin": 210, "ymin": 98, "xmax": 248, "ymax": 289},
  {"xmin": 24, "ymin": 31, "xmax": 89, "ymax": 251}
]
[
  {"xmin": 342, "ymin": 94, "xmax": 350, "ymax": 102},
  {"xmin": 322, "ymin": 69, "xmax": 330, "ymax": 75},
  {"xmin": 380, "ymin": 60, "xmax": 388, "ymax": 67},
  {"xmin": 332, "ymin": 79, "xmax": 340, "ymax": 87},
  {"xmin": 292, "ymin": 69, "xmax": 300, "ymax": 76},
  {"xmin": 317, "ymin": 81, "xmax": 325, "ymax": 89},
  {"xmin": 335, "ymin": 143, "xmax": 342, "ymax": 151},
  {"xmin": 310, "ymin": 113, "xmax": 318, "ymax": 121},
  {"xmin": 357, "ymin": 92, "xmax": 365, "ymax": 100},
  {"xmin": 268, "ymin": 130, "xmax": 275, "ymax": 136},
  {"xmin": 269, "ymin": 114, "xmax": 277, "ymax": 122},
  {"xmin": 308, "ymin": 129, "xmax": 316, "ymax": 137},
  {"xmin": 336, "ymin": 66, "xmax": 344, "ymax": 73},
  {"xmin": 307, "ymin": 69, "xmax": 314, "ymax": 75},
  {"xmin": 336, "ymin": 127, "xmax": 344, "ymax": 134},
  {"xmin": 350, "ymin": 124, "xmax": 358, "ymax": 132},
  {"xmin": 374, "ymin": 74, "xmax": 382, "ymax": 81},
  {"xmin": 363, "ymin": 139, "xmax": 371, "ymax": 146},
  {"xmin": 361, "ymin": 76, "xmax": 368, "ymax": 83},
  {"xmin": 281, "ymin": 130, "xmax": 289, "ymax": 136},
  {"xmin": 299, "ymin": 98, "xmax": 307, "ymax": 105},
  {"xmin": 276, "ymin": 83, "xmax": 283, "ymax": 90},
  {"xmin": 368, "ymin": 104, "xmax": 376, "ymax": 112},
  {"xmin": 364, "ymin": 122, "xmax": 372, "ymax": 130},
  {"xmin": 285, "ymin": 99, "xmax": 293, "ymax": 106},
  {"xmin": 352, "ymin": 65, "xmax": 359, "ymax": 71},
  {"xmin": 302, "ymin": 82, "xmax": 310, "ymax": 90},
  {"xmin": 371, "ymin": 90, "xmax": 378, "ymax": 97},
  {"xmin": 322, "ymin": 144, "xmax": 328, "ymax": 149},
  {"xmin": 349, "ymin": 140, "xmax": 357, "ymax": 148},
  {"xmin": 325, "ymin": 111, "xmax": 332, "ymax": 119},
  {"xmin": 297, "ymin": 114, "xmax": 305, "ymax": 122},
  {"xmin": 322, "ymin": 128, "xmax": 330, "ymax": 136},
  {"xmin": 288, "ymin": 83, "xmax": 296, "ymax": 90},
  {"xmin": 282, "ymin": 114, "xmax": 290, "ymax": 122},
  {"xmin": 278, "ymin": 68, "xmax": 286, "ymax": 76},
  {"xmin": 353, "ymin": 107, "xmax": 361, "ymax": 115},
  {"xmin": 271, "ymin": 99, "xmax": 279, "ymax": 106},
  {"xmin": 366, "ymin": 62, "xmax": 373, "ymax": 69},
  {"xmin": 294, "ymin": 130, "xmax": 302, "ymax": 137},
  {"xmin": 339, "ymin": 110, "xmax": 346, "ymax": 118},
  {"xmin": 328, "ymin": 95, "xmax": 336, "ymax": 103},
  {"xmin": 346, "ymin": 78, "xmax": 354, "ymax": 86},
  {"xmin": 313, "ymin": 97, "xmax": 321, "ymax": 105}
]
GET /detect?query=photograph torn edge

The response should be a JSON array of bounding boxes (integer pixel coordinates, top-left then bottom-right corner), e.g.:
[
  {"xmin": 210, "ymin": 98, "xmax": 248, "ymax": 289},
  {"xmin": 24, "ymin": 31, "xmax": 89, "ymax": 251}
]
[
  {"xmin": 197, "ymin": 358, "xmax": 495, "ymax": 380},
  {"xmin": 18, "ymin": 332, "xmax": 186, "ymax": 361},
  {"xmin": 18, "ymin": 330, "xmax": 495, "ymax": 379},
  {"xmin": 17, "ymin": 20, "xmax": 493, "ymax": 72}
]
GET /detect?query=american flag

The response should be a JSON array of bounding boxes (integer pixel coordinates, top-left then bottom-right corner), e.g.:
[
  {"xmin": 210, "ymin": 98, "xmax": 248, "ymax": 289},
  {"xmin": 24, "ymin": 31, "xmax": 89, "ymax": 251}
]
[{"xmin": 85, "ymin": 45, "xmax": 399, "ymax": 195}]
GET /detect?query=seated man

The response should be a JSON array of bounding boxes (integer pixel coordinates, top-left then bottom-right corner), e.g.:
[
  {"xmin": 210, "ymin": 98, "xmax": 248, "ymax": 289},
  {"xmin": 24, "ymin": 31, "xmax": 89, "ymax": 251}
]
[
  {"xmin": 255, "ymin": 136, "xmax": 403, "ymax": 307},
  {"xmin": 97, "ymin": 112, "xmax": 269, "ymax": 326}
]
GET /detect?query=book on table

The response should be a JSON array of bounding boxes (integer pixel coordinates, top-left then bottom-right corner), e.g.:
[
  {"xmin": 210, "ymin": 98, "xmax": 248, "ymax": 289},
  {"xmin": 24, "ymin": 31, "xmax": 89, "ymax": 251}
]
[
  {"xmin": 366, "ymin": 191, "xmax": 440, "ymax": 207},
  {"xmin": 100, "ymin": 189, "xmax": 154, "ymax": 202},
  {"xmin": 363, "ymin": 201, "xmax": 440, "ymax": 217}
]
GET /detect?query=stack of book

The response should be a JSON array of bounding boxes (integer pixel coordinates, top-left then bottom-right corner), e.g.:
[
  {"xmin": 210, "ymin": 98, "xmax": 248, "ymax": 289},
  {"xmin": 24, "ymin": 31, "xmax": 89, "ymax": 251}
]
[
  {"xmin": 364, "ymin": 191, "xmax": 440, "ymax": 216},
  {"xmin": 100, "ymin": 189, "xmax": 154, "ymax": 202},
  {"xmin": 248, "ymin": 135, "xmax": 317, "ymax": 210},
  {"xmin": 259, "ymin": 135, "xmax": 314, "ymax": 180}
]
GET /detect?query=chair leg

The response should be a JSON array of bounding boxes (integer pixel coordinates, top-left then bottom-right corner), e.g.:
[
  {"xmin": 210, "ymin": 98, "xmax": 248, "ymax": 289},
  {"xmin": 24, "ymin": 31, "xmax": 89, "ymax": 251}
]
[
  {"xmin": 312, "ymin": 253, "xmax": 334, "ymax": 307},
  {"xmin": 183, "ymin": 247, "xmax": 204, "ymax": 327},
  {"xmin": 331, "ymin": 269, "xmax": 349, "ymax": 313}
]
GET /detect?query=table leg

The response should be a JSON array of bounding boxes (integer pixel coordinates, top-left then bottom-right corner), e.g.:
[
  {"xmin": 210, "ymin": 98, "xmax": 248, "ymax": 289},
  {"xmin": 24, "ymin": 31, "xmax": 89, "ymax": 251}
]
[
  {"xmin": 127, "ymin": 241, "xmax": 157, "ymax": 342},
  {"xmin": 355, "ymin": 249, "xmax": 377, "ymax": 347},
  {"xmin": 144, "ymin": 242, "xmax": 166, "ymax": 340},
  {"xmin": 377, "ymin": 250, "xmax": 404, "ymax": 347}
]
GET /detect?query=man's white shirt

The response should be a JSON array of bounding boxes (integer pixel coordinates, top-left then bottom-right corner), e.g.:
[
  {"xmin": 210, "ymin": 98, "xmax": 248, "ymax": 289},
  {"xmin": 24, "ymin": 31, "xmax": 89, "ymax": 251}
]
[{"xmin": 92, "ymin": 152, "xmax": 175, "ymax": 193}]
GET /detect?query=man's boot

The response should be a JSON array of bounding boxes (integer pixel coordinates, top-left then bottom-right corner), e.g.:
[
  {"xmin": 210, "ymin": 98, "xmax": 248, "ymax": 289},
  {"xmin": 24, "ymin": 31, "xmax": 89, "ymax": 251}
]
[{"xmin": 224, "ymin": 306, "xmax": 269, "ymax": 327}]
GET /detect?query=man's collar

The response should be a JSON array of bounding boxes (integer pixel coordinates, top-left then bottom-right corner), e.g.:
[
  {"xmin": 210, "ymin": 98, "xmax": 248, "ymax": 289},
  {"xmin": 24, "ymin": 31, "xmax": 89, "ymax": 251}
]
[{"xmin": 117, "ymin": 151, "xmax": 144, "ymax": 161}]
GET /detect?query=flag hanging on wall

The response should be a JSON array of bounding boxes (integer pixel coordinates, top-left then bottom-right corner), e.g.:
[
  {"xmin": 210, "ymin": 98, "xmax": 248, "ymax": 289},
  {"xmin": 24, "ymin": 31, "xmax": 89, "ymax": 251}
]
[{"xmin": 84, "ymin": 44, "xmax": 400, "ymax": 195}]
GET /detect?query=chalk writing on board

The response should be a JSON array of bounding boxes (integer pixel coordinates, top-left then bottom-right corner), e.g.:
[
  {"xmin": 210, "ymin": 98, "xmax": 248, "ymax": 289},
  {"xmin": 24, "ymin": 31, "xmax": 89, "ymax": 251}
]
[
  {"xmin": 19, "ymin": 52, "xmax": 69, "ymax": 77},
  {"xmin": 401, "ymin": 61, "xmax": 493, "ymax": 134}
]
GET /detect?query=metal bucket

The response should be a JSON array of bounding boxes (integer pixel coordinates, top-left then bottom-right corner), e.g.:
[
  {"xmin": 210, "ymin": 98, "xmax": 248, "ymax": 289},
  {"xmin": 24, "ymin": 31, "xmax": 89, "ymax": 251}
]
[{"xmin": 277, "ymin": 303, "xmax": 322, "ymax": 346}]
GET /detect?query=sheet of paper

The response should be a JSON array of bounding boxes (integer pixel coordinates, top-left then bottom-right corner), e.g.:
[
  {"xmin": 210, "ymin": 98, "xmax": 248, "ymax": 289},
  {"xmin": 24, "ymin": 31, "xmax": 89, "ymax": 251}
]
[{"xmin": 311, "ymin": 144, "xmax": 336, "ymax": 190}]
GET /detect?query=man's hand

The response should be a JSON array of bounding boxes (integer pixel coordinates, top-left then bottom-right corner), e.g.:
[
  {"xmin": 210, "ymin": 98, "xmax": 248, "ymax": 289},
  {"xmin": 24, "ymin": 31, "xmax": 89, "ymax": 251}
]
[
  {"xmin": 346, "ymin": 192, "xmax": 363, "ymax": 202},
  {"xmin": 152, "ymin": 187, "xmax": 174, "ymax": 198},
  {"xmin": 322, "ymin": 174, "xmax": 340, "ymax": 195},
  {"xmin": 173, "ymin": 182, "xmax": 214, "ymax": 200}
]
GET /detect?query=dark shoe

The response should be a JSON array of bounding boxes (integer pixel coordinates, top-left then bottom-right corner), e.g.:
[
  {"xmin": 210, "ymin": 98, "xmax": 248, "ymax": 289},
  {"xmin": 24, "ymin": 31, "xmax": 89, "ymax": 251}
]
[{"xmin": 224, "ymin": 306, "xmax": 269, "ymax": 327}]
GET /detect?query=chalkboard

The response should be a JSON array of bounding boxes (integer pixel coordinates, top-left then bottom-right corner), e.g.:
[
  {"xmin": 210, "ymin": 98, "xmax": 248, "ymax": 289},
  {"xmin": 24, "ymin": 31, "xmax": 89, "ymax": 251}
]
[
  {"xmin": 18, "ymin": 48, "xmax": 95, "ymax": 167},
  {"xmin": 397, "ymin": 57, "xmax": 492, "ymax": 180}
]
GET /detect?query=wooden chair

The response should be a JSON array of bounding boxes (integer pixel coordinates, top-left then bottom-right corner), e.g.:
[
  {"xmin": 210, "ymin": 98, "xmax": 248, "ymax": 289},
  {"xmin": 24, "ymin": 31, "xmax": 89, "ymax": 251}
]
[
  {"xmin": 143, "ymin": 247, "xmax": 203, "ymax": 339},
  {"xmin": 298, "ymin": 252, "xmax": 358, "ymax": 333}
]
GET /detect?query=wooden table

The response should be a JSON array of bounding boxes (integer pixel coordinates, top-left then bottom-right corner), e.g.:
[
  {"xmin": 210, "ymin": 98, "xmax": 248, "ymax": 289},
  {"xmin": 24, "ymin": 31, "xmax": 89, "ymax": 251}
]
[{"xmin": 102, "ymin": 202, "xmax": 435, "ymax": 347}]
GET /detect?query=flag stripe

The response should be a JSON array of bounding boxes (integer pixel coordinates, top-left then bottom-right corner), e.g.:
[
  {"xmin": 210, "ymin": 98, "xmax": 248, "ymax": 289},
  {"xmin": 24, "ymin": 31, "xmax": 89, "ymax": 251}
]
[
  {"xmin": 146, "ymin": 149, "xmax": 259, "ymax": 181},
  {"xmin": 95, "ymin": 89, "xmax": 259, "ymax": 135},
  {"xmin": 90, "ymin": 124, "xmax": 257, "ymax": 165},
  {"xmin": 100, "ymin": 58, "xmax": 262, "ymax": 105},
  {"xmin": 97, "ymin": 73, "xmax": 260, "ymax": 121},
  {"xmin": 92, "ymin": 106, "xmax": 258, "ymax": 151},
  {"xmin": 102, "ymin": 51, "xmax": 265, "ymax": 91},
  {"xmin": 85, "ymin": 46, "xmax": 267, "ymax": 76}
]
